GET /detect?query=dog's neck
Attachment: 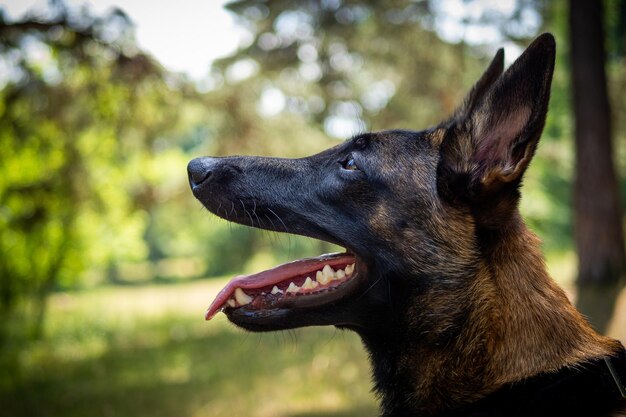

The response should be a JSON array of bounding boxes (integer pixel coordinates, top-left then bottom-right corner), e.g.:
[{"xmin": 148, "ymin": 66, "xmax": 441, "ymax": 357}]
[{"xmin": 362, "ymin": 214, "xmax": 620, "ymax": 417}]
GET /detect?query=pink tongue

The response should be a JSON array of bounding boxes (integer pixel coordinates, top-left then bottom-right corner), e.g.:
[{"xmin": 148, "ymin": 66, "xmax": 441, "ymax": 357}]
[{"xmin": 205, "ymin": 252, "xmax": 355, "ymax": 320}]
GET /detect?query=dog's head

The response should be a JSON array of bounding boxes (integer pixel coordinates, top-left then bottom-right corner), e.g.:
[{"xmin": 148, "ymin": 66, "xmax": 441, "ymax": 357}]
[{"xmin": 188, "ymin": 34, "xmax": 555, "ymax": 338}]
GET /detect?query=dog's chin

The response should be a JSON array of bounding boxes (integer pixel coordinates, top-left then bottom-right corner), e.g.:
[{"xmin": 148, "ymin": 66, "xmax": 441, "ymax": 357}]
[{"xmin": 225, "ymin": 306, "xmax": 351, "ymax": 332}]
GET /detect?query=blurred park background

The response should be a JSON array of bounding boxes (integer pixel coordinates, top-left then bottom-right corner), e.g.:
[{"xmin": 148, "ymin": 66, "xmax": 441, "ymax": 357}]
[{"xmin": 0, "ymin": 0, "xmax": 625, "ymax": 416}]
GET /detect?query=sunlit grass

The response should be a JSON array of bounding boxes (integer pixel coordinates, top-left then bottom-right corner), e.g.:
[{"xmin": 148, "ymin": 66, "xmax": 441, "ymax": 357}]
[{"xmin": 1, "ymin": 279, "xmax": 377, "ymax": 417}]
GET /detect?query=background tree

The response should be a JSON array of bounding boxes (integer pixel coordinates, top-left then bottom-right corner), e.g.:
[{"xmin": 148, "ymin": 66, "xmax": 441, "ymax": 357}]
[
  {"xmin": 570, "ymin": 0, "xmax": 626, "ymax": 331},
  {"xmin": 0, "ymin": 4, "xmax": 198, "ymax": 339}
]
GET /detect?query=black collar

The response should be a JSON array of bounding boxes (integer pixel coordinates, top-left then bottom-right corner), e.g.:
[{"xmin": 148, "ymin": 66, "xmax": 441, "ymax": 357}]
[{"xmin": 442, "ymin": 349, "xmax": 626, "ymax": 417}]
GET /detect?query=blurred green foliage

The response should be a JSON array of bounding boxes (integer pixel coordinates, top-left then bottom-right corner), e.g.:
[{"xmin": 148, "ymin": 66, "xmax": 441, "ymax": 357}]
[{"xmin": 0, "ymin": 7, "xmax": 190, "ymax": 337}]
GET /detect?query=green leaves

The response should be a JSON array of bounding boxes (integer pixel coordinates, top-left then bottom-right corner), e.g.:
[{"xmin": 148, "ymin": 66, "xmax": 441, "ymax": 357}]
[{"xmin": 0, "ymin": 7, "xmax": 190, "ymax": 336}]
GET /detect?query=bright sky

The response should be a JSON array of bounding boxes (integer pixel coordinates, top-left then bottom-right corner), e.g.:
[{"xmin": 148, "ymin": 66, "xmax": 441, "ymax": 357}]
[
  {"xmin": 0, "ymin": 0, "xmax": 245, "ymax": 79},
  {"xmin": 1, "ymin": 0, "xmax": 535, "ymax": 80}
]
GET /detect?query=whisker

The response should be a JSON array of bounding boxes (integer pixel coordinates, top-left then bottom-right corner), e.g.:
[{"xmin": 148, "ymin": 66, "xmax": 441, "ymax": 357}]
[
  {"xmin": 266, "ymin": 207, "xmax": 291, "ymax": 251},
  {"xmin": 263, "ymin": 213, "xmax": 277, "ymax": 231},
  {"xmin": 251, "ymin": 200, "xmax": 263, "ymax": 229},
  {"xmin": 261, "ymin": 213, "xmax": 283, "ymax": 244},
  {"xmin": 358, "ymin": 276, "xmax": 383, "ymax": 299},
  {"xmin": 240, "ymin": 199, "xmax": 254, "ymax": 226},
  {"xmin": 267, "ymin": 207, "xmax": 288, "ymax": 232}
]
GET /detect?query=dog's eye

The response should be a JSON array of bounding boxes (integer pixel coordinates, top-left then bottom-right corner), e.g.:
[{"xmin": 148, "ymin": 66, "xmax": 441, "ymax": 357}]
[{"xmin": 341, "ymin": 157, "xmax": 359, "ymax": 171}]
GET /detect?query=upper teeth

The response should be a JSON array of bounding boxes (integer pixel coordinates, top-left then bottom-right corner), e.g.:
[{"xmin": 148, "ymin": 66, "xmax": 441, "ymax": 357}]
[
  {"xmin": 302, "ymin": 277, "xmax": 318, "ymax": 290},
  {"xmin": 286, "ymin": 282, "xmax": 300, "ymax": 293},
  {"xmin": 234, "ymin": 288, "xmax": 253, "ymax": 305},
  {"xmin": 281, "ymin": 263, "xmax": 356, "ymax": 295},
  {"xmin": 316, "ymin": 270, "xmax": 330, "ymax": 285},
  {"xmin": 322, "ymin": 265, "xmax": 334, "ymax": 281},
  {"xmin": 228, "ymin": 263, "xmax": 356, "ymax": 304}
]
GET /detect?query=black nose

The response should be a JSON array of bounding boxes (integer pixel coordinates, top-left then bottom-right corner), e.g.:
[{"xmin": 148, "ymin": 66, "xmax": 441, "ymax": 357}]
[{"xmin": 187, "ymin": 157, "xmax": 215, "ymax": 188}]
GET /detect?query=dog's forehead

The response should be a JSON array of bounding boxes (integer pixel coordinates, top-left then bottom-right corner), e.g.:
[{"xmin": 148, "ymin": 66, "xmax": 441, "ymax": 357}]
[
  {"xmin": 360, "ymin": 129, "xmax": 442, "ymax": 149},
  {"xmin": 354, "ymin": 130, "xmax": 440, "ymax": 189},
  {"xmin": 351, "ymin": 130, "xmax": 441, "ymax": 166}
]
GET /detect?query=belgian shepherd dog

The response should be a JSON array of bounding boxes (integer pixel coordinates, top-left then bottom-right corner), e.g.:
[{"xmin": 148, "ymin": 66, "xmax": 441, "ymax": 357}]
[{"xmin": 188, "ymin": 33, "xmax": 626, "ymax": 417}]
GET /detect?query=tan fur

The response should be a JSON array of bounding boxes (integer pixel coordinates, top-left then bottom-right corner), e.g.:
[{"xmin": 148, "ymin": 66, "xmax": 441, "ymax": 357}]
[
  {"xmin": 429, "ymin": 127, "xmax": 447, "ymax": 147},
  {"xmin": 406, "ymin": 212, "xmax": 621, "ymax": 413},
  {"xmin": 484, "ymin": 217, "xmax": 620, "ymax": 384},
  {"xmin": 389, "ymin": 215, "xmax": 622, "ymax": 414}
]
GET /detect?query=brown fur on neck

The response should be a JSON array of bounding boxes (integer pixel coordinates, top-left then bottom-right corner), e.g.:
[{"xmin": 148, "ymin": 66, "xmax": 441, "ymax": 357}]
[
  {"xmin": 388, "ymin": 213, "xmax": 621, "ymax": 416},
  {"xmin": 483, "ymin": 215, "xmax": 620, "ymax": 384}
]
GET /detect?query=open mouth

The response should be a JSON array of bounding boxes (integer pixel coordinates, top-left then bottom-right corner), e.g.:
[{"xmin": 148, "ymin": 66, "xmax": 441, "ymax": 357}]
[{"xmin": 205, "ymin": 252, "xmax": 359, "ymax": 320}]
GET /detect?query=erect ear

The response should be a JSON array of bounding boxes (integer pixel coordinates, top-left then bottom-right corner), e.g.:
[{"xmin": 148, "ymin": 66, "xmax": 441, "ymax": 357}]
[{"xmin": 440, "ymin": 33, "xmax": 556, "ymax": 199}]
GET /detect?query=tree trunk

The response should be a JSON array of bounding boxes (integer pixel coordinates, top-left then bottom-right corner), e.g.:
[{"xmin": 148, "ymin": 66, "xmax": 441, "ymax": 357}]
[{"xmin": 570, "ymin": 0, "xmax": 626, "ymax": 332}]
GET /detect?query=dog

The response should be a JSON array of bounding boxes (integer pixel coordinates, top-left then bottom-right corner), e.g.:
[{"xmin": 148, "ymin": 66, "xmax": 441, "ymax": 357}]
[{"xmin": 188, "ymin": 33, "xmax": 626, "ymax": 417}]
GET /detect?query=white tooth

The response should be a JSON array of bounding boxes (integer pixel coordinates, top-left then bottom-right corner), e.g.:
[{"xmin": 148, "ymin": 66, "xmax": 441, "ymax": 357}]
[
  {"xmin": 271, "ymin": 285, "xmax": 283, "ymax": 295},
  {"xmin": 234, "ymin": 288, "xmax": 253, "ymax": 305},
  {"xmin": 302, "ymin": 277, "xmax": 318, "ymax": 290},
  {"xmin": 316, "ymin": 270, "xmax": 330, "ymax": 285},
  {"xmin": 335, "ymin": 269, "xmax": 346, "ymax": 280},
  {"xmin": 322, "ymin": 265, "xmax": 334, "ymax": 281},
  {"xmin": 302, "ymin": 277, "xmax": 313, "ymax": 289},
  {"xmin": 227, "ymin": 299, "xmax": 236, "ymax": 307},
  {"xmin": 345, "ymin": 263, "xmax": 355, "ymax": 276},
  {"xmin": 286, "ymin": 282, "xmax": 300, "ymax": 293}
]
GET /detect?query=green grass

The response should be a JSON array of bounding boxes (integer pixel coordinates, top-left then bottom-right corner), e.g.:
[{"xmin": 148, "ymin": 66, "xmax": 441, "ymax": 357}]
[{"xmin": 0, "ymin": 280, "xmax": 378, "ymax": 417}]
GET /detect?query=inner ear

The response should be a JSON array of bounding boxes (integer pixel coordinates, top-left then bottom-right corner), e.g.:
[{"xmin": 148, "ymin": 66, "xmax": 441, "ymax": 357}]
[{"xmin": 473, "ymin": 105, "xmax": 532, "ymax": 181}]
